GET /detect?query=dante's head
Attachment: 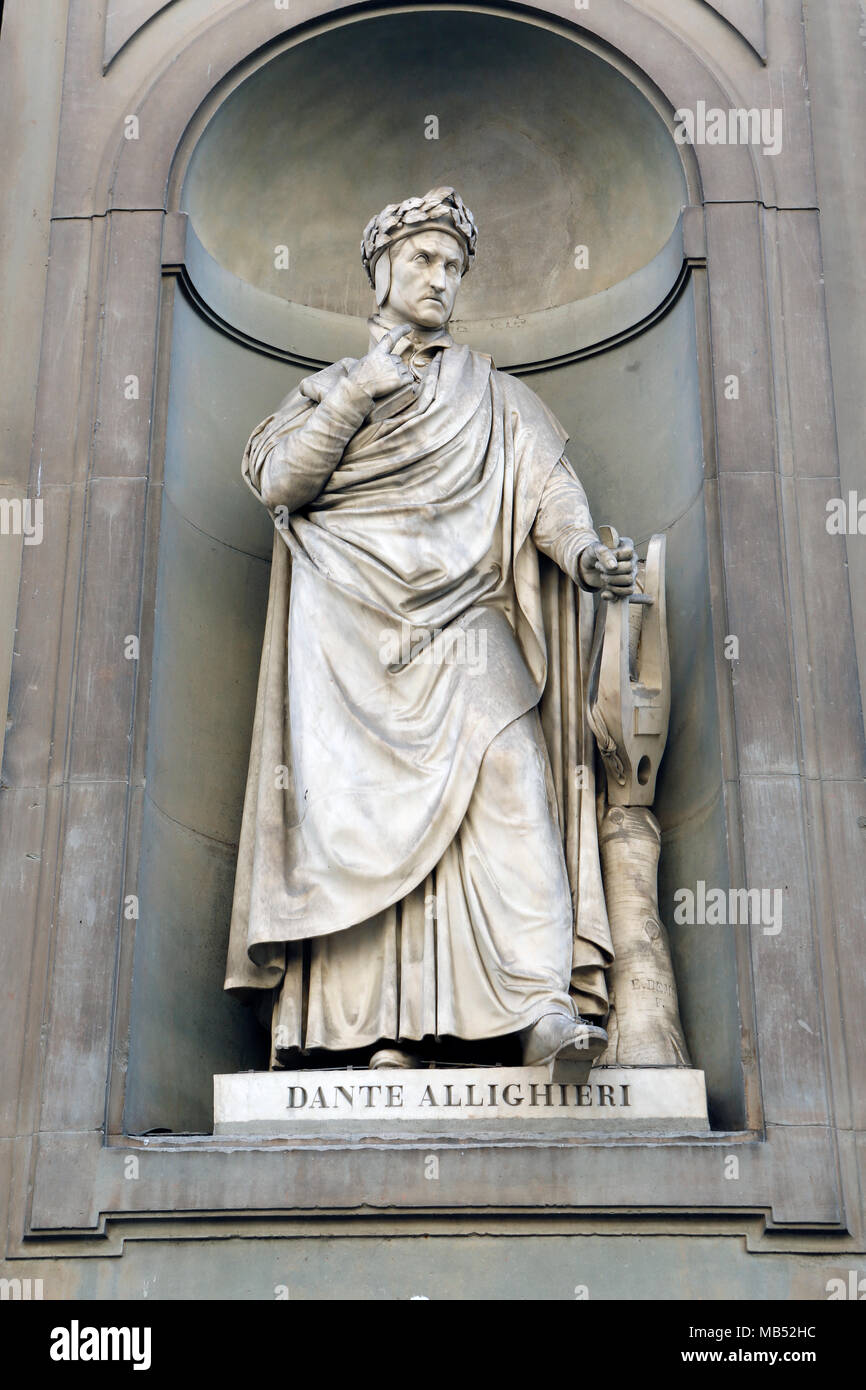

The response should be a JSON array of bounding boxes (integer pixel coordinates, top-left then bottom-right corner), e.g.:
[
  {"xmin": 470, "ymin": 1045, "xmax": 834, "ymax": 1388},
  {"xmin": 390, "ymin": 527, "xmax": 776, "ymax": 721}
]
[{"xmin": 360, "ymin": 187, "xmax": 478, "ymax": 330}]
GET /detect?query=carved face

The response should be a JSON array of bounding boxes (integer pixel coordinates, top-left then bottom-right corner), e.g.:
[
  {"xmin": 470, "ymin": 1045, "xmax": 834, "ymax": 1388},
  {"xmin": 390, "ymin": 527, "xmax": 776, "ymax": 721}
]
[{"xmin": 382, "ymin": 229, "xmax": 465, "ymax": 329}]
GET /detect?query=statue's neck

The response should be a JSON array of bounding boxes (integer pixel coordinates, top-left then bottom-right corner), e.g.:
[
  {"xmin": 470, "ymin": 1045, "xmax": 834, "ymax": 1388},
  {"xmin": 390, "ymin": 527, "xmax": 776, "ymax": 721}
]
[{"xmin": 368, "ymin": 314, "xmax": 453, "ymax": 354}]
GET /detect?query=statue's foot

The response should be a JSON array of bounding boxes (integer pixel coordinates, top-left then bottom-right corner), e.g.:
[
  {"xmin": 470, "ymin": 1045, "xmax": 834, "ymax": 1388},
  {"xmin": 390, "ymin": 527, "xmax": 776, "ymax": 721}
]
[
  {"xmin": 521, "ymin": 1012, "xmax": 608, "ymax": 1068},
  {"xmin": 369, "ymin": 1046, "xmax": 421, "ymax": 1069}
]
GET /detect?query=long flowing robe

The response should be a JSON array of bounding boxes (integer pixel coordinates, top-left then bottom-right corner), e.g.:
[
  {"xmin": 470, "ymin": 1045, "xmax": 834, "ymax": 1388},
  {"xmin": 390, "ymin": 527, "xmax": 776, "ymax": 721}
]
[{"xmin": 224, "ymin": 339, "xmax": 613, "ymax": 1049}]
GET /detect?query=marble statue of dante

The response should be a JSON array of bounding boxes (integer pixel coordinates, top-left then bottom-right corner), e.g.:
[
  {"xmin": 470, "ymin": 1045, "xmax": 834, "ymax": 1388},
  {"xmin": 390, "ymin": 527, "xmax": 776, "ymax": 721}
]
[{"xmin": 225, "ymin": 188, "xmax": 637, "ymax": 1069}]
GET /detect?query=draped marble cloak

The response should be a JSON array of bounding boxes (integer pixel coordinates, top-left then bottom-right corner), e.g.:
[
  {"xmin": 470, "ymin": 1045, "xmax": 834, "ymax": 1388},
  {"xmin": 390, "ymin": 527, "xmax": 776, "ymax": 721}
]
[{"xmin": 224, "ymin": 341, "xmax": 613, "ymax": 1033}]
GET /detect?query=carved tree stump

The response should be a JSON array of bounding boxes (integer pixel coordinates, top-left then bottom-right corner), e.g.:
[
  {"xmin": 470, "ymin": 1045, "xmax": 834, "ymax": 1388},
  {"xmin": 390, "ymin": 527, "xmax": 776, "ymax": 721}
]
[{"xmin": 598, "ymin": 805, "xmax": 691, "ymax": 1066}]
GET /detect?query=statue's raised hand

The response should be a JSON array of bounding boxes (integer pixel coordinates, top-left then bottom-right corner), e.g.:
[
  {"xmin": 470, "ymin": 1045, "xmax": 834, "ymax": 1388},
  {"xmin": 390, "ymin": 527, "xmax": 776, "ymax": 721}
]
[{"xmin": 348, "ymin": 324, "xmax": 415, "ymax": 399}]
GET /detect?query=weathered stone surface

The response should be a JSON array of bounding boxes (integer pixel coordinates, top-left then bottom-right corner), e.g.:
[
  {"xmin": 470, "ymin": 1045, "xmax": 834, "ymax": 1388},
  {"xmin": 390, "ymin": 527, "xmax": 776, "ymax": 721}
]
[
  {"xmin": 38, "ymin": 782, "xmax": 129, "ymax": 1134},
  {"xmin": 2, "ymin": 482, "xmax": 86, "ymax": 789},
  {"xmin": 819, "ymin": 781, "xmax": 866, "ymax": 1133},
  {"xmin": 738, "ymin": 774, "xmax": 831, "ymax": 1128},
  {"xmin": 0, "ymin": 501, "xmax": 23, "ymax": 751},
  {"xmin": 705, "ymin": 204, "xmax": 776, "ymax": 476},
  {"xmin": 718, "ymin": 471, "xmax": 800, "ymax": 775},
  {"xmin": 785, "ymin": 475, "xmax": 866, "ymax": 783},
  {"xmin": 27, "ymin": 1119, "xmax": 841, "ymax": 1233},
  {"xmin": 163, "ymin": 291, "xmax": 291, "ymax": 560},
  {"xmin": 90, "ymin": 212, "xmax": 163, "ymax": 481},
  {"xmin": 144, "ymin": 495, "xmax": 269, "ymax": 844},
  {"xmin": 772, "ymin": 212, "xmax": 840, "ymax": 479},
  {"xmin": 0, "ymin": 0, "xmax": 71, "ymax": 484},
  {"xmin": 124, "ymin": 793, "xmax": 264, "ymax": 1136},
  {"xmin": 68, "ymin": 477, "xmax": 147, "ymax": 781},
  {"xmin": 26, "ymin": 218, "xmax": 97, "ymax": 489},
  {"xmin": 0, "ymin": 787, "xmax": 56, "ymax": 1137},
  {"xmin": 803, "ymin": 0, "xmax": 866, "ymax": 702}
]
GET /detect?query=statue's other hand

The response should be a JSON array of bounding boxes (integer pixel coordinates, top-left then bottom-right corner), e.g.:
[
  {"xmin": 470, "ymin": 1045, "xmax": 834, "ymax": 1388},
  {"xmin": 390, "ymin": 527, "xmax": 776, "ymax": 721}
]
[
  {"xmin": 348, "ymin": 323, "xmax": 416, "ymax": 400},
  {"xmin": 579, "ymin": 537, "xmax": 637, "ymax": 600}
]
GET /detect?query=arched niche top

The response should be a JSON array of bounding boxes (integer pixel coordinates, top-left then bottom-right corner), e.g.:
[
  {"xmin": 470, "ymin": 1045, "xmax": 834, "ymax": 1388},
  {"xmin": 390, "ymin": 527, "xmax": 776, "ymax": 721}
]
[
  {"xmin": 99, "ymin": 3, "xmax": 769, "ymax": 220},
  {"xmin": 179, "ymin": 10, "xmax": 687, "ymax": 321},
  {"xmin": 101, "ymin": 0, "xmax": 766, "ymax": 76}
]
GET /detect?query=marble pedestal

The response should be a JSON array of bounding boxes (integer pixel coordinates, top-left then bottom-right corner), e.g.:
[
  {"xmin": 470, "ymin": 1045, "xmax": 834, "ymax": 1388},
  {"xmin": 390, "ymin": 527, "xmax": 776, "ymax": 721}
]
[{"xmin": 214, "ymin": 1066, "xmax": 709, "ymax": 1138}]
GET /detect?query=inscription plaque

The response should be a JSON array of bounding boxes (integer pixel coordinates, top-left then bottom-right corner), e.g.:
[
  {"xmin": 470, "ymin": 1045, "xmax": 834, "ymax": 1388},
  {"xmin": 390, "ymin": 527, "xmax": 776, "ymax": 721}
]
[{"xmin": 215, "ymin": 1067, "xmax": 710, "ymax": 1137}]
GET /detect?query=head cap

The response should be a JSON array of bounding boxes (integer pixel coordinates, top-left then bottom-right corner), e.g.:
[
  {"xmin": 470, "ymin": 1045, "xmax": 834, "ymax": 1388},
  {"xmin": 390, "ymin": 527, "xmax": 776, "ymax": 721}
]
[{"xmin": 360, "ymin": 187, "xmax": 478, "ymax": 291}]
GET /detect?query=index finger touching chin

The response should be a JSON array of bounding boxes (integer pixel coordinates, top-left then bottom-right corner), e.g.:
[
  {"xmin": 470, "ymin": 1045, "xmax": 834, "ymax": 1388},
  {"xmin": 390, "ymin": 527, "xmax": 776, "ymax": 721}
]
[{"xmin": 381, "ymin": 323, "xmax": 412, "ymax": 351}]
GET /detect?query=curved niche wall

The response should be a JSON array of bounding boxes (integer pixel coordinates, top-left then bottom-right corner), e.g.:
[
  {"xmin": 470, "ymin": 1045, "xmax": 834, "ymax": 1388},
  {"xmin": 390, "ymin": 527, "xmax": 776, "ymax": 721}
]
[{"xmin": 124, "ymin": 9, "xmax": 743, "ymax": 1134}]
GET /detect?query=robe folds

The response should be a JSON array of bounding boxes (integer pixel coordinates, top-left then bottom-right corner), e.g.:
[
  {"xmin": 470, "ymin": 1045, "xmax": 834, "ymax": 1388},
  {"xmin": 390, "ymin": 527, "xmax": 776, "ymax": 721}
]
[{"xmin": 224, "ymin": 341, "xmax": 614, "ymax": 1046}]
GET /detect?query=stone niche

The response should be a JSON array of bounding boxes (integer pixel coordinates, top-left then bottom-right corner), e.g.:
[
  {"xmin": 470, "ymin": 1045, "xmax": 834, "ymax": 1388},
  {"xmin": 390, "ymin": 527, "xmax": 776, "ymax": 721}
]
[{"xmin": 123, "ymin": 9, "xmax": 744, "ymax": 1135}]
